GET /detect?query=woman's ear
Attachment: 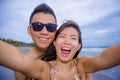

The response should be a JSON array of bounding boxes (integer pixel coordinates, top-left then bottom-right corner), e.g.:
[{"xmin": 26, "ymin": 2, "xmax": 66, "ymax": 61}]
[{"xmin": 77, "ymin": 43, "xmax": 81, "ymax": 51}]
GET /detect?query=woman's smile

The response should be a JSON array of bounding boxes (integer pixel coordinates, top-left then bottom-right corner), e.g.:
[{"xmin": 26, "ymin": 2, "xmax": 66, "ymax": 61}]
[{"xmin": 61, "ymin": 47, "xmax": 71, "ymax": 57}]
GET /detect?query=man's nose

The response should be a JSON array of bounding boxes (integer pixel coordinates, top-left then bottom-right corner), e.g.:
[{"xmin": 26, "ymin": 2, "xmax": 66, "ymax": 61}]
[{"xmin": 40, "ymin": 26, "xmax": 48, "ymax": 33}]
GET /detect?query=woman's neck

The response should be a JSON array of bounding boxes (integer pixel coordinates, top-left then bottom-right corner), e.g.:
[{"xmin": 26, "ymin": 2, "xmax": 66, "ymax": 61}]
[{"xmin": 54, "ymin": 59, "xmax": 74, "ymax": 71}]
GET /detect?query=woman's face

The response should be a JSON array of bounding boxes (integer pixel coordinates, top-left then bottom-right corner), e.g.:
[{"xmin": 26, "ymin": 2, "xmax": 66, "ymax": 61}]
[{"xmin": 54, "ymin": 27, "xmax": 81, "ymax": 62}]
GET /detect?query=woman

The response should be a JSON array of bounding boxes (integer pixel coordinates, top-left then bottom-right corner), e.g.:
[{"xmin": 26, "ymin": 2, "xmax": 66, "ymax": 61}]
[{"xmin": 0, "ymin": 20, "xmax": 92, "ymax": 80}]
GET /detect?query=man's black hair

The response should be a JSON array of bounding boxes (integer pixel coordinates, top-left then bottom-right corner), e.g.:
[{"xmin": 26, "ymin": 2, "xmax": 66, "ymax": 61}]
[{"xmin": 29, "ymin": 3, "xmax": 57, "ymax": 24}]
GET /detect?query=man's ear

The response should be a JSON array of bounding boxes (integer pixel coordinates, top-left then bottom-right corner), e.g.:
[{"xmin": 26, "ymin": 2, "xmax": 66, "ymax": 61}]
[
  {"xmin": 53, "ymin": 41, "xmax": 55, "ymax": 46},
  {"xmin": 27, "ymin": 26, "xmax": 31, "ymax": 35}
]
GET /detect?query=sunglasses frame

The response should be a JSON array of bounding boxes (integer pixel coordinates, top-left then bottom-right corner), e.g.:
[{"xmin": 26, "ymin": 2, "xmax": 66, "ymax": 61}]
[{"xmin": 30, "ymin": 22, "xmax": 57, "ymax": 32}]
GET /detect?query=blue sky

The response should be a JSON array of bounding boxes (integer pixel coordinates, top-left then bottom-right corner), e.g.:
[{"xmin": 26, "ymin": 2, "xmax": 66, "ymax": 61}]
[{"xmin": 0, "ymin": 0, "xmax": 120, "ymax": 47}]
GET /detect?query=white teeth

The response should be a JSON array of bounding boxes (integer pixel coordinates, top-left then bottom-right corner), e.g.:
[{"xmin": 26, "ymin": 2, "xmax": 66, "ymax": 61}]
[
  {"xmin": 40, "ymin": 37, "xmax": 48, "ymax": 40},
  {"xmin": 38, "ymin": 37, "xmax": 49, "ymax": 43},
  {"xmin": 62, "ymin": 47, "xmax": 70, "ymax": 50},
  {"xmin": 38, "ymin": 37, "xmax": 49, "ymax": 40}
]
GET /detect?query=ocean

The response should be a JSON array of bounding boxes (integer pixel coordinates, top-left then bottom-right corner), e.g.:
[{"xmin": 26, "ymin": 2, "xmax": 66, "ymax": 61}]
[
  {"xmin": 81, "ymin": 48, "xmax": 120, "ymax": 80},
  {"xmin": 0, "ymin": 47, "xmax": 120, "ymax": 80}
]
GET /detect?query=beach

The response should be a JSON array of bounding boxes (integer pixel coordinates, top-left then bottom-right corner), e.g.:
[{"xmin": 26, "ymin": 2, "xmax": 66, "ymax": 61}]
[{"xmin": 0, "ymin": 47, "xmax": 120, "ymax": 80}]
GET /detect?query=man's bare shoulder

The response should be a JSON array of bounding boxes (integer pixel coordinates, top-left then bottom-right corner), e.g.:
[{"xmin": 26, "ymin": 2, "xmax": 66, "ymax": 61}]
[
  {"xmin": 25, "ymin": 47, "xmax": 43, "ymax": 59},
  {"xmin": 17, "ymin": 47, "xmax": 36, "ymax": 58}
]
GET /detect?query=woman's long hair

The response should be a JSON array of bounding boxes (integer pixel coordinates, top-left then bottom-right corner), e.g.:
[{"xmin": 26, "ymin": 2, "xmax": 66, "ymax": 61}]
[{"xmin": 41, "ymin": 20, "xmax": 82, "ymax": 61}]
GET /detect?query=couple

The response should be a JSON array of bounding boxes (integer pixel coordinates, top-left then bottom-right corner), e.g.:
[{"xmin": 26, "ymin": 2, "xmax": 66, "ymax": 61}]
[
  {"xmin": 0, "ymin": 3, "xmax": 91, "ymax": 80},
  {"xmin": 0, "ymin": 20, "xmax": 91, "ymax": 80},
  {"xmin": 0, "ymin": 3, "xmax": 120, "ymax": 80}
]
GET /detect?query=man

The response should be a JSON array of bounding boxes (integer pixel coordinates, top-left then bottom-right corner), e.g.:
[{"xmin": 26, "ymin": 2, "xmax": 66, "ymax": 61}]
[
  {"xmin": 14, "ymin": 3, "xmax": 57, "ymax": 80},
  {"xmin": 14, "ymin": 3, "xmax": 86, "ymax": 80}
]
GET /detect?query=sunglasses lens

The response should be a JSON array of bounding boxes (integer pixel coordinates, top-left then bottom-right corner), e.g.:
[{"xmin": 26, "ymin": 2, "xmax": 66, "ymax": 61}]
[
  {"xmin": 46, "ymin": 24, "xmax": 57, "ymax": 32},
  {"xmin": 31, "ymin": 22, "xmax": 57, "ymax": 32},
  {"xmin": 31, "ymin": 22, "xmax": 43, "ymax": 31}
]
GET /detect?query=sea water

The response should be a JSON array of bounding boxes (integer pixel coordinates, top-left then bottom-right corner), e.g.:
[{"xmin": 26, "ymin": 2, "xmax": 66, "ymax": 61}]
[
  {"xmin": 81, "ymin": 48, "xmax": 120, "ymax": 80},
  {"xmin": 0, "ymin": 47, "xmax": 120, "ymax": 80}
]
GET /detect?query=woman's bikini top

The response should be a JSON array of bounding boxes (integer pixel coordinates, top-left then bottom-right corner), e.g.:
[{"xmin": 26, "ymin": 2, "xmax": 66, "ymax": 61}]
[
  {"xmin": 49, "ymin": 59, "xmax": 82, "ymax": 80},
  {"xmin": 25, "ymin": 59, "xmax": 82, "ymax": 80}
]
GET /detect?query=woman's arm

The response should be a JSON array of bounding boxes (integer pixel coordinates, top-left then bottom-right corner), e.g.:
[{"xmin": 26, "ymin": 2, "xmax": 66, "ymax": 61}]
[
  {"xmin": 80, "ymin": 44, "xmax": 120, "ymax": 73},
  {"xmin": 86, "ymin": 73, "xmax": 93, "ymax": 80}
]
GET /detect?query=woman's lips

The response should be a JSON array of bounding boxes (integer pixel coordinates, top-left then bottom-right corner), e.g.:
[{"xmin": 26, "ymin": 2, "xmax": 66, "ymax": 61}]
[{"xmin": 61, "ymin": 47, "xmax": 71, "ymax": 57}]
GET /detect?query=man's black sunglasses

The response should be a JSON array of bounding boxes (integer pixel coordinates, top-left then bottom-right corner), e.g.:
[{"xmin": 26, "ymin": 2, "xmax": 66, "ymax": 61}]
[{"xmin": 30, "ymin": 22, "xmax": 57, "ymax": 32}]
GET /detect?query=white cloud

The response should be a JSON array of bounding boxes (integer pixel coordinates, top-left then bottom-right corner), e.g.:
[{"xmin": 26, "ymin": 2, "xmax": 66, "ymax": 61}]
[
  {"xmin": 49, "ymin": 0, "xmax": 120, "ymax": 26},
  {"xmin": 0, "ymin": 0, "xmax": 120, "ymax": 44},
  {"xmin": 94, "ymin": 29, "xmax": 109, "ymax": 35}
]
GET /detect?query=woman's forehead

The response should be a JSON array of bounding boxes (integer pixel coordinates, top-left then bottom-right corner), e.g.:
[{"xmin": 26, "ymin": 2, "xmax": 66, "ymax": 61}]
[{"xmin": 59, "ymin": 27, "xmax": 78, "ymax": 35}]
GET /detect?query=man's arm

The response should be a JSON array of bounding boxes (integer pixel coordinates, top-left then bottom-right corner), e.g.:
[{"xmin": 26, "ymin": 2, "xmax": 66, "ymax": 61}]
[
  {"xmin": 0, "ymin": 40, "xmax": 50, "ymax": 78},
  {"xmin": 14, "ymin": 71, "xmax": 26, "ymax": 80},
  {"xmin": 0, "ymin": 40, "xmax": 25, "ymax": 69},
  {"xmin": 0, "ymin": 40, "xmax": 35, "ymax": 76},
  {"xmin": 79, "ymin": 44, "xmax": 120, "ymax": 73}
]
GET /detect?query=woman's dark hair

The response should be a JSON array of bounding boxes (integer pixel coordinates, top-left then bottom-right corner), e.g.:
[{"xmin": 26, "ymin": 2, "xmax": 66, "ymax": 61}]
[
  {"xmin": 41, "ymin": 20, "xmax": 82, "ymax": 61},
  {"xmin": 29, "ymin": 3, "xmax": 57, "ymax": 24}
]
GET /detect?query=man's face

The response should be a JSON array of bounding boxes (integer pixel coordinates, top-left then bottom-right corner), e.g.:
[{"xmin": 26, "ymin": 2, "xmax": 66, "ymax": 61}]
[{"xmin": 28, "ymin": 13, "xmax": 56, "ymax": 50}]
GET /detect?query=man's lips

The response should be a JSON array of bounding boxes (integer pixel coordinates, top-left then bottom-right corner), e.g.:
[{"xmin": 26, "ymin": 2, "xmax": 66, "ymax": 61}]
[{"xmin": 38, "ymin": 37, "xmax": 49, "ymax": 43}]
